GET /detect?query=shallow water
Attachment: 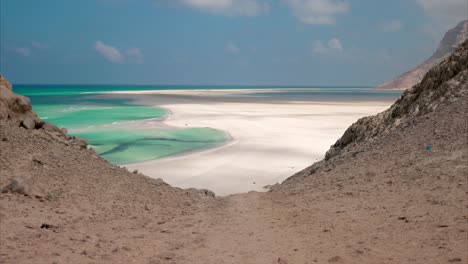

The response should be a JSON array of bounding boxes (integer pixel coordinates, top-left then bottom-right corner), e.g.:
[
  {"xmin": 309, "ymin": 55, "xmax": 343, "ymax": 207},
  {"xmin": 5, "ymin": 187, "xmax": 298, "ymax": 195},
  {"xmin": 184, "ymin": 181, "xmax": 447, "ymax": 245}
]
[
  {"xmin": 15, "ymin": 85, "xmax": 229, "ymax": 164},
  {"xmin": 15, "ymin": 85, "xmax": 401, "ymax": 165},
  {"xmin": 75, "ymin": 128, "xmax": 226, "ymax": 164}
]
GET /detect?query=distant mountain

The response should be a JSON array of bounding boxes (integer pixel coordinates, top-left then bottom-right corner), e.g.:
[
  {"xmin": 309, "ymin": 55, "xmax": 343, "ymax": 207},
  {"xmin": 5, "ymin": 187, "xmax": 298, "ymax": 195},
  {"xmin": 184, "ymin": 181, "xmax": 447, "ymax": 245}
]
[{"xmin": 377, "ymin": 20, "xmax": 467, "ymax": 90}]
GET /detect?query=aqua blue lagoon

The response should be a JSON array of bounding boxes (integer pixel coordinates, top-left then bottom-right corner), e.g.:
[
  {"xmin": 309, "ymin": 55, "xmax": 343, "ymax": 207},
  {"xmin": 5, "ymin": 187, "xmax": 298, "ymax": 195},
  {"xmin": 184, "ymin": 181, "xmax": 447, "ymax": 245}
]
[{"xmin": 15, "ymin": 85, "xmax": 402, "ymax": 165}]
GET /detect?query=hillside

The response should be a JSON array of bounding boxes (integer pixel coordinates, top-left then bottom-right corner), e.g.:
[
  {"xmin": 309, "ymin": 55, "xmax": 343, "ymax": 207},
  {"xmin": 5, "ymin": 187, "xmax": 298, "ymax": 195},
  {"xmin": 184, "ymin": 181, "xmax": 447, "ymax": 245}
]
[
  {"xmin": 377, "ymin": 20, "xmax": 467, "ymax": 90},
  {"xmin": 1, "ymin": 41, "xmax": 467, "ymax": 263}
]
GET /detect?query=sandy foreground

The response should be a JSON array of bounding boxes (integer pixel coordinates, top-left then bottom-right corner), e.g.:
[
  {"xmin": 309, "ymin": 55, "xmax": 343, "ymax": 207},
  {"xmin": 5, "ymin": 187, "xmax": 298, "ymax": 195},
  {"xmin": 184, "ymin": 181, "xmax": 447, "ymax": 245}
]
[{"xmin": 111, "ymin": 90, "xmax": 393, "ymax": 195}]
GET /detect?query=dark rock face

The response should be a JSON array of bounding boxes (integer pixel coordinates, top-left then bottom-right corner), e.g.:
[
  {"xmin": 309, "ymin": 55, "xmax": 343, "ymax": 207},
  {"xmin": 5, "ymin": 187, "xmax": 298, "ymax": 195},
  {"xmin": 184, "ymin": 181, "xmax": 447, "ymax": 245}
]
[
  {"xmin": 326, "ymin": 40, "xmax": 468, "ymax": 160},
  {"xmin": 378, "ymin": 20, "xmax": 467, "ymax": 90}
]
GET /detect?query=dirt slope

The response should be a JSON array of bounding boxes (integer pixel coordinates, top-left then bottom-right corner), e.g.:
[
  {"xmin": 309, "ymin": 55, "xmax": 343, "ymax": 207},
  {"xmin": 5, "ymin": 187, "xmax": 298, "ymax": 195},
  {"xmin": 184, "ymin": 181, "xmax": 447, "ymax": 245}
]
[{"xmin": 0, "ymin": 42, "xmax": 467, "ymax": 263}]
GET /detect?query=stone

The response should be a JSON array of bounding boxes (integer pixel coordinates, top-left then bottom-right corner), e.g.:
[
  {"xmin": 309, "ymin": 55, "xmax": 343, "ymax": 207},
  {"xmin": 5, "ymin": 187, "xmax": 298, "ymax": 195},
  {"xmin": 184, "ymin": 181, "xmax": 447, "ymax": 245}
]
[
  {"xmin": 1, "ymin": 176, "xmax": 44, "ymax": 197},
  {"xmin": 42, "ymin": 122, "xmax": 63, "ymax": 134},
  {"xmin": 70, "ymin": 136, "xmax": 88, "ymax": 149},
  {"xmin": 21, "ymin": 117, "xmax": 36, "ymax": 129},
  {"xmin": 1, "ymin": 178, "xmax": 28, "ymax": 195},
  {"xmin": 328, "ymin": 256, "xmax": 342, "ymax": 263},
  {"xmin": 277, "ymin": 257, "xmax": 288, "ymax": 264}
]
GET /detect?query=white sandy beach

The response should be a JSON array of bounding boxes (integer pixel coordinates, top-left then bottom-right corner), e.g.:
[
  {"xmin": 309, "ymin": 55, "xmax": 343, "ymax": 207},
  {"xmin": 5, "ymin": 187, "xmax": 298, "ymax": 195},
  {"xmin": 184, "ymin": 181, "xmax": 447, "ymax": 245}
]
[{"xmin": 118, "ymin": 90, "xmax": 393, "ymax": 195}]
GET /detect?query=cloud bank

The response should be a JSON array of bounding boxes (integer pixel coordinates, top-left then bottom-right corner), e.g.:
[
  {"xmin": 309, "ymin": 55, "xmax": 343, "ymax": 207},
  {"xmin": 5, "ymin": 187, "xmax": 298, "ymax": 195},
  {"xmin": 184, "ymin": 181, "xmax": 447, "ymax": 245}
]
[
  {"xmin": 283, "ymin": 0, "xmax": 349, "ymax": 25},
  {"xmin": 161, "ymin": 0, "xmax": 269, "ymax": 16}
]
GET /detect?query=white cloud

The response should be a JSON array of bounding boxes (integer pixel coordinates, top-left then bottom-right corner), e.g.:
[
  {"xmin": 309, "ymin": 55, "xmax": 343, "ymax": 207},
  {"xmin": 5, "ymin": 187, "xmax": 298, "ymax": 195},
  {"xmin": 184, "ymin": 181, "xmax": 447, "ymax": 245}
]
[
  {"xmin": 283, "ymin": 0, "xmax": 349, "ymax": 25},
  {"xmin": 95, "ymin": 41, "xmax": 124, "ymax": 63},
  {"xmin": 127, "ymin": 48, "xmax": 144, "ymax": 63},
  {"xmin": 31, "ymin": 41, "xmax": 49, "ymax": 49},
  {"xmin": 225, "ymin": 43, "xmax": 240, "ymax": 54},
  {"xmin": 382, "ymin": 20, "xmax": 403, "ymax": 32},
  {"xmin": 312, "ymin": 37, "xmax": 343, "ymax": 54},
  {"xmin": 161, "ymin": 0, "xmax": 269, "ymax": 16},
  {"xmin": 12, "ymin": 47, "xmax": 31, "ymax": 57}
]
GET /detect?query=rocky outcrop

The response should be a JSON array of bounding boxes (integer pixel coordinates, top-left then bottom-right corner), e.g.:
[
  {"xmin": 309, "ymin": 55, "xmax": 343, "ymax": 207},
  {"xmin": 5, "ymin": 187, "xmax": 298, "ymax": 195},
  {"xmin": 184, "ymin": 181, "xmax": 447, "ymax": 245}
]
[
  {"xmin": 326, "ymin": 40, "xmax": 468, "ymax": 160},
  {"xmin": 0, "ymin": 74, "xmax": 12, "ymax": 90},
  {"xmin": 0, "ymin": 74, "xmax": 36, "ymax": 122},
  {"xmin": 0, "ymin": 73, "xmax": 88, "ymax": 150},
  {"xmin": 378, "ymin": 20, "xmax": 467, "ymax": 90}
]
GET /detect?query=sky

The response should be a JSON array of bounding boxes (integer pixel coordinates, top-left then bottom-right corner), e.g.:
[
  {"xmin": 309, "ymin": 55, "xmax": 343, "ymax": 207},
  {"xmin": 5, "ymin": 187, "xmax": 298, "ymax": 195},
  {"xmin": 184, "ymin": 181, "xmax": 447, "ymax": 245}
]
[{"xmin": 0, "ymin": 0, "xmax": 466, "ymax": 86}]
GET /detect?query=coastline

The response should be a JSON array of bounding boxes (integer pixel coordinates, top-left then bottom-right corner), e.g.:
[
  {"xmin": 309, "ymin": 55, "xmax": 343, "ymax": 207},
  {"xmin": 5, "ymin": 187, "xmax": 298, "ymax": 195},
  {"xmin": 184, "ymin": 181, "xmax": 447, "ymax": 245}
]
[{"xmin": 109, "ymin": 90, "xmax": 394, "ymax": 195}]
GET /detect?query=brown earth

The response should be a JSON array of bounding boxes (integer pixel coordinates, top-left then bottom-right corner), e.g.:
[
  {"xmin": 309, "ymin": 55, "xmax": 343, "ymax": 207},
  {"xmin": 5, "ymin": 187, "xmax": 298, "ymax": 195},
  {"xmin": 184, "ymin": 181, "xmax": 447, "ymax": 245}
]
[{"xmin": 0, "ymin": 43, "xmax": 467, "ymax": 264}]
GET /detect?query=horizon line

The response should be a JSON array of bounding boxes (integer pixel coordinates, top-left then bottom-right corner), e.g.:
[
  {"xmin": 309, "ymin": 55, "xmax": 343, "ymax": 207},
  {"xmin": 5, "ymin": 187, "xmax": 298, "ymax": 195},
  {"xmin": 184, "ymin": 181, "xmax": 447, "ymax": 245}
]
[{"xmin": 12, "ymin": 83, "xmax": 375, "ymax": 88}]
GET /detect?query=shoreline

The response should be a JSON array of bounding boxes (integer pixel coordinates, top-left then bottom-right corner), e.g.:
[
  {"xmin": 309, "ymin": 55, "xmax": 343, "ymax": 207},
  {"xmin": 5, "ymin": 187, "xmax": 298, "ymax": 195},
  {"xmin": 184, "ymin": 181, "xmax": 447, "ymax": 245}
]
[{"xmin": 114, "ymin": 90, "xmax": 394, "ymax": 195}]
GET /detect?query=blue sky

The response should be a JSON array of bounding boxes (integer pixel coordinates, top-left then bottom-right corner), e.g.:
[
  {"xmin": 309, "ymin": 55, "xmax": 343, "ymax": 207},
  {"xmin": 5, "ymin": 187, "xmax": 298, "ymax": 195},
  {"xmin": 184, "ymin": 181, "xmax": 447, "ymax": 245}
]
[{"xmin": 0, "ymin": 0, "xmax": 466, "ymax": 85}]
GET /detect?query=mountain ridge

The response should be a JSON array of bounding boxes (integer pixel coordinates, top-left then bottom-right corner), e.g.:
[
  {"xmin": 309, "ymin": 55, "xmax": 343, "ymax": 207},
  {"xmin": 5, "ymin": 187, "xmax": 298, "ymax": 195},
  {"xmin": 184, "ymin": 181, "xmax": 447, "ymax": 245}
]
[{"xmin": 377, "ymin": 20, "xmax": 467, "ymax": 90}]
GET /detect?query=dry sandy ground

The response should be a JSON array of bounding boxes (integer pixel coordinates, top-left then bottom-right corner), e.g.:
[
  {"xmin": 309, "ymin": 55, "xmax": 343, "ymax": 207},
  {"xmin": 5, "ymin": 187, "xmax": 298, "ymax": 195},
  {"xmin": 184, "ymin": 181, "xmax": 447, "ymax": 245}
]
[
  {"xmin": 114, "ymin": 90, "xmax": 392, "ymax": 195},
  {"xmin": 1, "ymin": 94, "xmax": 466, "ymax": 264}
]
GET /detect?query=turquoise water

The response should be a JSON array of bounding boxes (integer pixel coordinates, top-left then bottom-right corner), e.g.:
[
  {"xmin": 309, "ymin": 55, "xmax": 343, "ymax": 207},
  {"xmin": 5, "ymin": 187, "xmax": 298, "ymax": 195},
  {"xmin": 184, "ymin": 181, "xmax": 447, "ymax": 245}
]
[
  {"xmin": 15, "ymin": 85, "xmax": 228, "ymax": 165},
  {"xmin": 76, "ymin": 128, "xmax": 226, "ymax": 164},
  {"xmin": 14, "ymin": 85, "xmax": 401, "ymax": 165},
  {"xmin": 34, "ymin": 104, "xmax": 167, "ymax": 128}
]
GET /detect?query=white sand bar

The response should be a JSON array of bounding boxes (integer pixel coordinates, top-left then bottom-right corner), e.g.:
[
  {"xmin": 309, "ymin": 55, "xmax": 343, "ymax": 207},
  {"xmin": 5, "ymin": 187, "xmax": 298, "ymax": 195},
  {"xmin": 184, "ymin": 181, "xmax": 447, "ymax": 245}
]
[{"xmin": 119, "ymin": 90, "xmax": 393, "ymax": 196}]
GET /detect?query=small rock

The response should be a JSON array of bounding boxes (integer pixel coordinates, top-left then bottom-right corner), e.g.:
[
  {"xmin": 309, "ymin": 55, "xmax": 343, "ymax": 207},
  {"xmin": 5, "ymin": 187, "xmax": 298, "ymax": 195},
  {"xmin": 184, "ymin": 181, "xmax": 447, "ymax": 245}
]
[
  {"xmin": 133, "ymin": 170, "xmax": 139, "ymax": 174},
  {"xmin": 448, "ymin": 258, "xmax": 462, "ymax": 262},
  {"xmin": 69, "ymin": 136, "xmax": 88, "ymax": 150},
  {"xmin": 328, "ymin": 256, "xmax": 342, "ymax": 263},
  {"xmin": 159, "ymin": 252, "xmax": 175, "ymax": 260},
  {"xmin": 277, "ymin": 257, "xmax": 288, "ymax": 264},
  {"xmin": 121, "ymin": 246, "xmax": 131, "ymax": 251},
  {"xmin": 21, "ymin": 117, "xmax": 36, "ymax": 129},
  {"xmin": 32, "ymin": 158, "xmax": 44, "ymax": 166},
  {"xmin": 40, "ymin": 223, "xmax": 57, "ymax": 229},
  {"xmin": 1, "ymin": 177, "xmax": 28, "ymax": 195},
  {"xmin": 42, "ymin": 122, "xmax": 63, "ymax": 134}
]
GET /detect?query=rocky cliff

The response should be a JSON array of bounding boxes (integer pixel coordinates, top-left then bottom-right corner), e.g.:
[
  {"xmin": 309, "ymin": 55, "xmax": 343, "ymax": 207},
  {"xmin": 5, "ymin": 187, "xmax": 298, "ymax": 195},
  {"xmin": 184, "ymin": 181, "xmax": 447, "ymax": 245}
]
[
  {"xmin": 326, "ymin": 39, "xmax": 468, "ymax": 160},
  {"xmin": 377, "ymin": 20, "xmax": 467, "ymax": 90}
]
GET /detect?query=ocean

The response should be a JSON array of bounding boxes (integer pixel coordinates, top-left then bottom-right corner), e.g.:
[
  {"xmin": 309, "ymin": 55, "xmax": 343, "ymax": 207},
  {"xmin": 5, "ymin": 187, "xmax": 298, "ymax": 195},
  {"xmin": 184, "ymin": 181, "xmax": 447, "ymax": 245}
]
[{"xmin": 14, "ymin": 85, "xmax": 402, "ymax": 165}]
